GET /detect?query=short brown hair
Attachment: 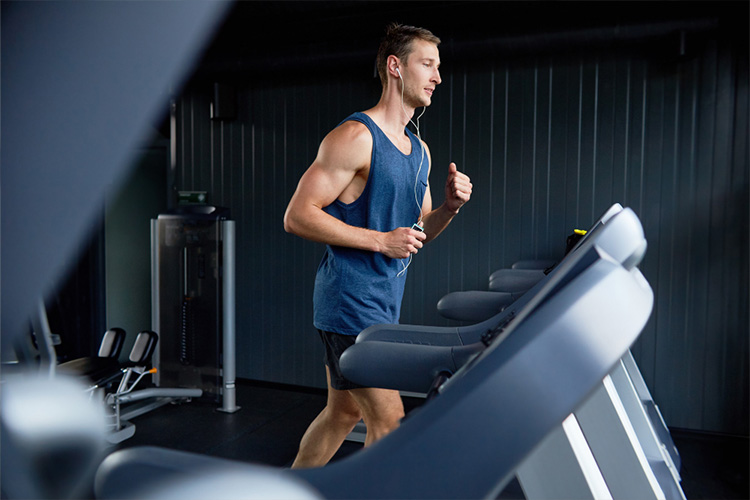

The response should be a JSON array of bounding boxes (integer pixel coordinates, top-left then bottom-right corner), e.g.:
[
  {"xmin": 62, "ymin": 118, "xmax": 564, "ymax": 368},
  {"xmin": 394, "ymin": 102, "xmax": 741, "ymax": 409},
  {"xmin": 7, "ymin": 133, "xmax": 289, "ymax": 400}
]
[{"xmin": 376, "ymin": 23, "xmax": 441, "ymax": 88}]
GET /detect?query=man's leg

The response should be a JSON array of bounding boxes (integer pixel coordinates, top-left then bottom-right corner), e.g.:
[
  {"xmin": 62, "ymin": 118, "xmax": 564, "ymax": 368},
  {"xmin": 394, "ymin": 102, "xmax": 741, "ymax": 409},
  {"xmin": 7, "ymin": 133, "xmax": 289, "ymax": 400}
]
[
  {"xmin": 291, "ymin": 367, "xmax": 363, "ymax": 469},
  {"xmin": 349, "ymin": 386, "xmax": 405, "ymax": 447}
]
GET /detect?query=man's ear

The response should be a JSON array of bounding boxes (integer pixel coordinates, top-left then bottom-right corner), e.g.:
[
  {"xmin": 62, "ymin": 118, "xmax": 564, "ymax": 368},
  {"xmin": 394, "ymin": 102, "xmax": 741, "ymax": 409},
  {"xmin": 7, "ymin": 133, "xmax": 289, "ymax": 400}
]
[{"xmin": 387, "ymin": 54, "xmax": 401, "ymax": 79}]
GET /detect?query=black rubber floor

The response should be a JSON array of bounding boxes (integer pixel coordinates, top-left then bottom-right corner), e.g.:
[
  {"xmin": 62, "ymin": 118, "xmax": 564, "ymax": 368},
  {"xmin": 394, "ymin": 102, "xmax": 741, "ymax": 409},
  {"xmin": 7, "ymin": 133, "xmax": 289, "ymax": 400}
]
[
  {"xmin": 117, "ymin": 381, "xmax": 351, "ymax": 467},
  {"xmin": 115, "ymin": 379, "xmax": 748, "ymax": 499}
]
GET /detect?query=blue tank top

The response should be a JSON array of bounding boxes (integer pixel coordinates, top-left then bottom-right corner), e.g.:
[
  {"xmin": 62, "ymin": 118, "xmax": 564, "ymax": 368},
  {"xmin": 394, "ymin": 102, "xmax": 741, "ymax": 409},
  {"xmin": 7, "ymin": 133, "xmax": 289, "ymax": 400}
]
[{"xmin": 313, "ymin": 112, "xmax": 429, "ymax": 335}]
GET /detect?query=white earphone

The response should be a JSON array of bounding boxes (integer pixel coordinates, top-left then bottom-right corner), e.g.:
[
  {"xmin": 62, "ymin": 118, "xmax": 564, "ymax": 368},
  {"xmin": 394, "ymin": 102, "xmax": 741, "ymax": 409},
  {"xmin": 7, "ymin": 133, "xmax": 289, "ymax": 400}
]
[{"xmin": 396, "ymin": 67, "xmax": 402, "ymax": 78}]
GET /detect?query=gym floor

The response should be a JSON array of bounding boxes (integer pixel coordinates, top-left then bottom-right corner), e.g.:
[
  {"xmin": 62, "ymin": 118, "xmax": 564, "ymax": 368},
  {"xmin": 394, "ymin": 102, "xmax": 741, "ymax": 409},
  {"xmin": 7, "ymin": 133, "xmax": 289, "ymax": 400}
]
[{"xmin": 116, "ymin": 379, "xmax": 749, "ymax": 500}]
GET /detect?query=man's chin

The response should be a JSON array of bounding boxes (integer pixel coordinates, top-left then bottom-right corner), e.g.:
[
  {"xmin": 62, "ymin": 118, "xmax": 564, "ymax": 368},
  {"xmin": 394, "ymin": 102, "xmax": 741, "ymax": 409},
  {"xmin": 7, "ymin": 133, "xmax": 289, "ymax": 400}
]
[{"xmin": 404, "ymin": 96, "xmax": 431, "ymax": 111}]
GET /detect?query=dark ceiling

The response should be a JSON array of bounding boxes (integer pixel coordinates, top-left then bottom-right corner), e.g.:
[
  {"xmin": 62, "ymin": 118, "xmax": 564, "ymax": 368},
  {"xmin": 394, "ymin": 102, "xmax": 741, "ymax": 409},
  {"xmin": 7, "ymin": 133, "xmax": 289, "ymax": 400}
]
[{"xmin": 191, "ymin": 1, "xmax": 746, "ymax": 82}]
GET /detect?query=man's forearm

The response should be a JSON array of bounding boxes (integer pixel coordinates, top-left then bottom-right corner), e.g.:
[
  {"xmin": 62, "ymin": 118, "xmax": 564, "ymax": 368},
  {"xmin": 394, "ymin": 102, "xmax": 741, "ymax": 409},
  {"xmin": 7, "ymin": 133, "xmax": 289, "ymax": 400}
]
[
  {"xmin": 284, "ymin": 206, "xmax": 383, "ymax": 252},
  {"xmin": 285, "ymin": 205, "xmax": 426, "ymax": 259},
  {"xmin": 421, "ymin": 202, "xmax": 460, "ymax": 243}
]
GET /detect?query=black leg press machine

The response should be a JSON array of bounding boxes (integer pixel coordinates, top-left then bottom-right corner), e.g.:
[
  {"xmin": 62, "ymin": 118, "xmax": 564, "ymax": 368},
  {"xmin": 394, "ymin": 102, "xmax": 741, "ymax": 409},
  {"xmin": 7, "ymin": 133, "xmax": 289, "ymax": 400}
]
[
  {"xmin": 98, "ymin": 206, "xmax": 242, "ymax": 443},
  {"xmin": 1, "ymin": 207, "xmax": 686, "ymax": 499}
]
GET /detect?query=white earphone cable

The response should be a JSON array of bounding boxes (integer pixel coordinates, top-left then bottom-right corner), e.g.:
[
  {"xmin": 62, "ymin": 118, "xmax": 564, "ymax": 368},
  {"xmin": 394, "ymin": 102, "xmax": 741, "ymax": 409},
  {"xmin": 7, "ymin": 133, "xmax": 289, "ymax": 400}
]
[{"xmin": 397, "ymin": 70, "xmax": 427, "ymax": 278}]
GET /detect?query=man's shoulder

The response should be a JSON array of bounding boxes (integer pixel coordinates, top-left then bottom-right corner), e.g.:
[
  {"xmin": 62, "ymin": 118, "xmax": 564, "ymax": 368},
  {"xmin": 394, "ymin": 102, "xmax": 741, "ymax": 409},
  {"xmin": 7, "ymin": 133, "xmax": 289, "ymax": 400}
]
[
  {"xmin": 325, "ymin": 118, "xmax": 373, "ymax": 147},
  {"xmin": 315, "ymin": 117, "xmax": 373, "ymax": 170}
]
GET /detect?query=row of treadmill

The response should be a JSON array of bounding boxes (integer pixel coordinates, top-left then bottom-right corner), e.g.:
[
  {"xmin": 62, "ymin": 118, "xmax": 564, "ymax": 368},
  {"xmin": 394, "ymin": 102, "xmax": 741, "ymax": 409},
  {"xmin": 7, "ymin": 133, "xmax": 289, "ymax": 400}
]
[{"xmin": 1, "ymin": 203, "xmax": 686, "ymax": 499}]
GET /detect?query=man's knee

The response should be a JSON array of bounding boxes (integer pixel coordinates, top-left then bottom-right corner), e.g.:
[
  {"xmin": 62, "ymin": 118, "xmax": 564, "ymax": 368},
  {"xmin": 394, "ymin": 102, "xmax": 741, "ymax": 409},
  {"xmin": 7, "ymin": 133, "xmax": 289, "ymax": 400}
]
[
  {"xmin": 385, "ymin": 405, "xmax": 405, "ymax": 428},
  {"xmin": 365, "ymin": 404, "xmax": 404, "ymax": 432},
  {"xmin": 326, "ymin": 403, "xmax": 363, "ymax": 429}
]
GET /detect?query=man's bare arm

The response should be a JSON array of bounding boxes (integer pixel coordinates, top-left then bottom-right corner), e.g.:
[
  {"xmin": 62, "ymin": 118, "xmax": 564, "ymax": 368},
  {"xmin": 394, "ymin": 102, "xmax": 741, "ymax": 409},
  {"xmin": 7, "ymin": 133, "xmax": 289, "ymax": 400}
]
[
  {"xmin": 420, "ymin": 143, "xmax": 472, "ymax": 242},
  {"xmin": 284, "ymin": 121, "xmax": 426, "ymax": 259}
]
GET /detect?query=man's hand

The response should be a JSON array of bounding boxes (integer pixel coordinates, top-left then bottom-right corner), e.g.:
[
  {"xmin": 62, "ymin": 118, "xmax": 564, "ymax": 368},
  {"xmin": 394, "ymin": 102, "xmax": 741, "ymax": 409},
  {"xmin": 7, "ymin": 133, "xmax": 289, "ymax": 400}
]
[
  {"xmin": 377, "ymin": 227, "xmax": 427, "ymax": 259},
  {"xmin": 444, "ymin": 162, "xmax": 472, "ymax": 214}
]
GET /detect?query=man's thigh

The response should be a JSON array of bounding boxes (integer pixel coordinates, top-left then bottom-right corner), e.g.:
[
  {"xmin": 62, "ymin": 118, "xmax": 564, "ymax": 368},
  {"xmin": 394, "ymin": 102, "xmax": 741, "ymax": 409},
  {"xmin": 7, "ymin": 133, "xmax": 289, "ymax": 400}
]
[{"xmin": 318, "ymin": 330, "xmax": 367, "ymax": 391}]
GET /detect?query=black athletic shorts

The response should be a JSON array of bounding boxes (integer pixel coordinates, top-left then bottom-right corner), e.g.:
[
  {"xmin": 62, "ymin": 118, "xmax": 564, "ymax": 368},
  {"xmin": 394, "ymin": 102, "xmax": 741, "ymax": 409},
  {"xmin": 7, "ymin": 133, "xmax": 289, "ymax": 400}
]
[{"xmin": 318, "ymin": 330, "xmax": 368, "ymax": 391}]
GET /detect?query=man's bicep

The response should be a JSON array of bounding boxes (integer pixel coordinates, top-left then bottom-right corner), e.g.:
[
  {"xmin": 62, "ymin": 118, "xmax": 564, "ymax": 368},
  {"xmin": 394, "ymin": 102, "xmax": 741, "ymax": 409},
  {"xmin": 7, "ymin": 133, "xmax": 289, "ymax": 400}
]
[
  {"xmin": 421, "ymin": 142, "xmax": 433, "ymax": 214},
  {"xmin": 421, "ymin": 186, "xmax": 433, "ymax": 215},
  {"xmin": 289, "ymin": 121, "xmax": 370, "ymax": 211},
  {"xmin": 302, "ymin": 123, "xmax": 371, "ymax": 206},
  {"xmin": 293, "ymin": 161, "xmax": 356, "ymax": 210}
]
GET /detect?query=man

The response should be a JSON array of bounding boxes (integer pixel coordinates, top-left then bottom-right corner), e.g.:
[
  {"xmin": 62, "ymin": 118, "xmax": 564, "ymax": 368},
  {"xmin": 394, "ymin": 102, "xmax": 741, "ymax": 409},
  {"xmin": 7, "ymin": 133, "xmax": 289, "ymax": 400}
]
[{"xmin": 283, "ymin": 23, "xmax": 472, "ymax": 468}]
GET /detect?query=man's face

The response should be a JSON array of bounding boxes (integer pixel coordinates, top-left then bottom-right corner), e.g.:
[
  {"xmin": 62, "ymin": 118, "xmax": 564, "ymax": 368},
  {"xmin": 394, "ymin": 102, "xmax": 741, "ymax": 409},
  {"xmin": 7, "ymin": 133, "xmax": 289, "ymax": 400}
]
[{"xmin": 401, "ymin": 39, "xmax": 442, "ymax": 108}]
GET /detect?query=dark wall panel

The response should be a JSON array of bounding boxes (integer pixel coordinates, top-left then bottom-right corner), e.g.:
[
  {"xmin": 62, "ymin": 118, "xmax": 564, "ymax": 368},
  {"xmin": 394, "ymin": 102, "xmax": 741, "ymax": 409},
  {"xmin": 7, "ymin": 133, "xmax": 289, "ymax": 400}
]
[{"xmin": 174, "ymin": 27, "xmax": 748, "ymax": 434}]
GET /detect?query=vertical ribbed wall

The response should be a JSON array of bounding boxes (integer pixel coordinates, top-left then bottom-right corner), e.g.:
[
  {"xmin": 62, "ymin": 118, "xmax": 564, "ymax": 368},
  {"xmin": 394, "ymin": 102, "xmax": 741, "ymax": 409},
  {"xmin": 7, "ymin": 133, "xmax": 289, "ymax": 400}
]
[{"xmin": 175, "ymin": 36, "xmax": 748, "ymax": 433}]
